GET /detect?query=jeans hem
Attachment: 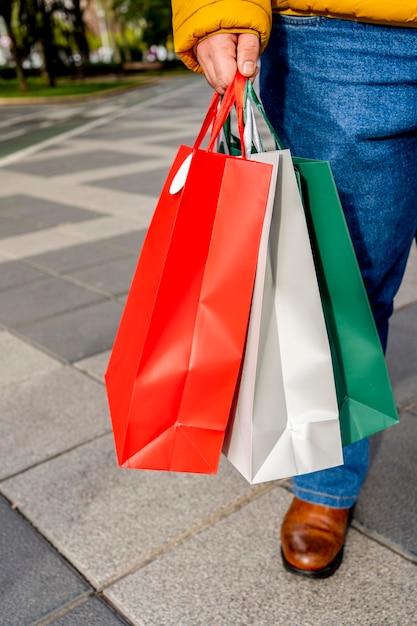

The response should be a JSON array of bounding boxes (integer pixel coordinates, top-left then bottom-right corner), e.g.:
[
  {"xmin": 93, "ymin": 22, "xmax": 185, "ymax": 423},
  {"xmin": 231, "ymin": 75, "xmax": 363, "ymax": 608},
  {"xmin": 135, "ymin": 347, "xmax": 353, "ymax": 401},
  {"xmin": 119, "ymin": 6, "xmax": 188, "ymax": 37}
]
[{"xmin": 292, "ymin": 485, "xmax": 358, "ymax": 509}]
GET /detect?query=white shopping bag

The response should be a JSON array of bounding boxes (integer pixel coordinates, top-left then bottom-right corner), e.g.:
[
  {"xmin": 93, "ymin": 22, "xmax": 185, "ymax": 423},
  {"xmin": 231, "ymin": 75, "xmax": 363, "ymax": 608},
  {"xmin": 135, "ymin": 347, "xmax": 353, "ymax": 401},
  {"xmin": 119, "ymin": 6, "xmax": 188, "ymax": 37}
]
[{"xmin": 223, "ymin": 149, "xmax": 343, "ymax": 484}]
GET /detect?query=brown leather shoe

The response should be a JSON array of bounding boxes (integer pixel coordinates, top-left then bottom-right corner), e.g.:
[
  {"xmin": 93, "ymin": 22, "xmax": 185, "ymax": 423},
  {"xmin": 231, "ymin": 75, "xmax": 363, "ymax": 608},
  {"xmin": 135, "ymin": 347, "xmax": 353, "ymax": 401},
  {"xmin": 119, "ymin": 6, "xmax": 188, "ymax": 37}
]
[{"xmin": 280, "ymin": 497, "xmax": 352, "ymax": 579}]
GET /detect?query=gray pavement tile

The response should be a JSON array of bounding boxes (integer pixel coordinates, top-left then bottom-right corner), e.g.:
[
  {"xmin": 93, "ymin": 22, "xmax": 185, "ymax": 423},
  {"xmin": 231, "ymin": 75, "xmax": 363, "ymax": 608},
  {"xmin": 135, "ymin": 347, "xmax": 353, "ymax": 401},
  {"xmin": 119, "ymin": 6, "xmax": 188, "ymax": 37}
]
[
  {"xmin": 0, "ymin": 215, "xmax": 47, "ymax": 238},
  {"xmin": 0, "ymin": 330, "xmax": 61, "ymax": 385},
  {"xmin": 0, "ymin": 225, "xmax": 88, "ymax": 259},
  {"xmin": 48, "ymin": 597, "xmax": 130, "ymax": 626},
  {"xmin": 389, "ymin": 300, "xmax": 417, "ymax": 339},
  {"xmin": 26, "ymin": 236, "xmax": 141, "ymax": 274},
  {"xmin": 0, "ymin": 365, "xmax": 110, "ymax": 479},
  {"xmin": 386, "ymin": 303, "xmax": 417, "ymax": 408},
  {"xmin": 67, "ymin": 255, "xmax": 138, "ymax": 297},
  {"xmin": 105, "ymin": 488, "xmax": 417, "ymax": 626},
  {"xmin": 0, "ymin": 194, "xmax": 104, "ymax": 227},
  {"xmin": 152, "ymin": 135, "xmax": 199, "ymax": 148},
  {"xmin": 103, "ymin": 230, "xmax": 146, "ymax": 254},
  {"xmin": 0, "ymin": 260, "xmax": 48, "ymax": 292},
  {"xmin": 4, "ymin": 150, "xmax": 145, "ymax": 177},
  {"xmin": 18, "ymin": 299, "xmax": 123, "ymax": 362},
  {"xmin": 154, "ymin": 89, "xmax": 212, "ymax": 108},
  {"xmin": 74, "ymin": 350, "xmax": 111, "ymax": 383},
  {"xmin": 354, "ymin": 412, "xmax": 417, "ymax": 561},
  {"xmin": 170, "ymin": 96, "xmax": 213, "ymax": 109},
  {"xmin": 395, "ymin": 244, "xmax": 417, "ymax": 309},
  {"xmin": 86, "ymin": 167, "xmax": 170, "ymax": 197},
  {"xmin": 0, "ymin": 495, "xmax": 89, "ymax": 626},
  {"xmin": 389, "ymin": 374, "xmax": 417, "ymax": 413},
  {"xmin": 1, "ymin": 435, "xmax": 257, "ymax": 588},
  {"xmin": 124, "ymin": 107, "xmax": 194, "ymax": 121},
  {"xmin": 144, "ymin": 101, "xmax": 207, "ymax": 114},
  {"xmin": 80, "ymin": 126, "xmax": 161, "ymax": 141},
  {"xmin": 0, "ymin": 277, "xmax": 104, "ymax": 327}
]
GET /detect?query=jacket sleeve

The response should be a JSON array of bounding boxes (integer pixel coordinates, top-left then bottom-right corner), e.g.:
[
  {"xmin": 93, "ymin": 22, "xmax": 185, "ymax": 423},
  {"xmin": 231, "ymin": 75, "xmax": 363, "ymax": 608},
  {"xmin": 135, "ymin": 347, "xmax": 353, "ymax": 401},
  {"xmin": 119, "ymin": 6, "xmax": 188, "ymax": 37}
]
[{"xmin": 172, "ymin": 0, "xmax": 272, "ymax": 73}]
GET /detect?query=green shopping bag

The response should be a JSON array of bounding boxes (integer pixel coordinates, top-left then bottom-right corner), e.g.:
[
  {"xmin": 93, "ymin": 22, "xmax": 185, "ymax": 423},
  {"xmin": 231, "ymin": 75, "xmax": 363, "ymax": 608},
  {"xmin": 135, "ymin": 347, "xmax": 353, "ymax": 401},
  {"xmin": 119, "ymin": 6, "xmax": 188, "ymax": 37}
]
[
  {"xmin": 293, "ymin": 157, "xmax": 399, "ymax": 445},
  {"xmin": 227, "ymin": 80, "xmax": 399, "ymax": 446}
]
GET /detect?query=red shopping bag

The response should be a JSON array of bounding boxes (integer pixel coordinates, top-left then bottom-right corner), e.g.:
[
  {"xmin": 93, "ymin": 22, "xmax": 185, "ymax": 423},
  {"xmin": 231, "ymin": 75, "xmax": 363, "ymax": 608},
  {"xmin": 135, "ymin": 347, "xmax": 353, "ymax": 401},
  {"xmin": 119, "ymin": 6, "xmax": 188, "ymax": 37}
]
[{"xmin": 105, "ymin": 74, "xmax": 274, "ymax": 474}]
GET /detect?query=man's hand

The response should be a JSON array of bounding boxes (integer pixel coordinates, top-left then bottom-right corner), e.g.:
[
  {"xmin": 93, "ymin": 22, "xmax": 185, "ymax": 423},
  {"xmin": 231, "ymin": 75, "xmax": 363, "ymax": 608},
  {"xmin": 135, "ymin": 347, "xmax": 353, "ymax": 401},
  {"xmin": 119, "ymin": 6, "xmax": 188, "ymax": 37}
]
[{"xmin": 196, "ymin": 33, "xmax": 260, "ymax": 94}]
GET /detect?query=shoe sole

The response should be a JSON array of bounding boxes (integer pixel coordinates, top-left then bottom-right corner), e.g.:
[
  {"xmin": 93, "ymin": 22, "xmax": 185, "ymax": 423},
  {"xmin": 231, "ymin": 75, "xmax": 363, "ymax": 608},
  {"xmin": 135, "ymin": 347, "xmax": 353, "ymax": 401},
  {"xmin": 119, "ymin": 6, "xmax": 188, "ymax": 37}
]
[{"xmin": 281, "ymin": 546, "xmax": 344, "ymax": 579}]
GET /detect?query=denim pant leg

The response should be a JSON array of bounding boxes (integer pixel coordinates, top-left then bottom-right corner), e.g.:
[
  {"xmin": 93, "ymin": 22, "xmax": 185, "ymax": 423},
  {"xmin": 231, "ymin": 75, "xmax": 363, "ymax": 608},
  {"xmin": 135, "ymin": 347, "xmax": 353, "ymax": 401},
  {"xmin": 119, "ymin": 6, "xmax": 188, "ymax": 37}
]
[{"xmin": 260, "ymin": 18, "xmax": 417, "ymax": 508}]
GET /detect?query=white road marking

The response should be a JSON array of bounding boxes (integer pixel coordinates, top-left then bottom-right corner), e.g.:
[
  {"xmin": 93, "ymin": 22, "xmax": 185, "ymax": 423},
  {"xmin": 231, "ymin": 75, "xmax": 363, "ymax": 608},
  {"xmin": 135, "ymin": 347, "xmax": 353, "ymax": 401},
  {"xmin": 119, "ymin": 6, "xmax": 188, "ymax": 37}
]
[{"xmin": 0, "ymin": 129, "xmax": 26, "ymax": 142}]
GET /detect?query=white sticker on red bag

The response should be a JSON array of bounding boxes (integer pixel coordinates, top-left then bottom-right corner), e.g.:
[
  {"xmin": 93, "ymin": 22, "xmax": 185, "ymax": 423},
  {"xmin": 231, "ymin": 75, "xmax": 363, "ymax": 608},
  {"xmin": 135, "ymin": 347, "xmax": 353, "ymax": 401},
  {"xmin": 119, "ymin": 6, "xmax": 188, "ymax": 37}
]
[{"xmin": 169, "ymin": 153, "xmax": 193, "ymax": 195}]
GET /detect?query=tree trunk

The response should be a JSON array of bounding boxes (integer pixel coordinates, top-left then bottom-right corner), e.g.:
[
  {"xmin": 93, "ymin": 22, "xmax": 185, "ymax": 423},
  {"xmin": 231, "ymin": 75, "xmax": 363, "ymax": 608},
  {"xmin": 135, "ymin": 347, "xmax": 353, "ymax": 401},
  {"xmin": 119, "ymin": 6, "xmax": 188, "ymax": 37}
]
[
  {"xmin": 71, "ymin": 0, "xmax": 90, "ymax": 65},
  {"xmin": 119, "ymin": 24, "xmax": 131, "ymax": 63},
  {"xmin": 110, "ymin": 29, "xmax": 121, "ymax": 63},
  {"xmin": 39, "ymin": 0, "xmax": 56, "ymax": 87},
  {"xmin": 1, "ymin": 4, "xmax": 28, "ymax": 92}
]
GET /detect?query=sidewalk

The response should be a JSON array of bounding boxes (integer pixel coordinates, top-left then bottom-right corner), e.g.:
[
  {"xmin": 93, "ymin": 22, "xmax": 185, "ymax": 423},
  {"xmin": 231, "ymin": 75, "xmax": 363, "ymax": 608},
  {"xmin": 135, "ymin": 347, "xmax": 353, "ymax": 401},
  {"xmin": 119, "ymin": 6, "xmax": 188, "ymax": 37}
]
[{"xmin": 0, "ymin": 74, "xmax": 416, "ymax": 626}]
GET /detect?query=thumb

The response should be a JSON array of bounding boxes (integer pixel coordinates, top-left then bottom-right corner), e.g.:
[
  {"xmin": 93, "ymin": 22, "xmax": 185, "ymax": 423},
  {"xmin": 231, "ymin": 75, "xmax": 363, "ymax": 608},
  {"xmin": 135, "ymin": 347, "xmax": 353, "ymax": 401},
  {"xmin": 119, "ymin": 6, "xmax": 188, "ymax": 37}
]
[{"xmin": 236, "ymin": 33, "xmax": 260, "ymax": 77}]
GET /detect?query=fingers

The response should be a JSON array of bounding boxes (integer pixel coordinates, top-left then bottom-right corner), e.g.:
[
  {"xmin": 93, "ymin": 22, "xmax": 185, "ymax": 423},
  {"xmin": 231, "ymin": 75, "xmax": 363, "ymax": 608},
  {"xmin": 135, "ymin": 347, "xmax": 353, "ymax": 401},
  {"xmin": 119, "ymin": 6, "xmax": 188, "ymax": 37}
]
[
  {"xmin": 196, "ymin": 32, "xmax": 261, "ymax": 94},
  {"xmin": 236, "ymin": 33, "xmax": 260, "ymax": 81},
  {"xmin": 196, "ymin": 33, "xmax": 238, "ymax": 94}
]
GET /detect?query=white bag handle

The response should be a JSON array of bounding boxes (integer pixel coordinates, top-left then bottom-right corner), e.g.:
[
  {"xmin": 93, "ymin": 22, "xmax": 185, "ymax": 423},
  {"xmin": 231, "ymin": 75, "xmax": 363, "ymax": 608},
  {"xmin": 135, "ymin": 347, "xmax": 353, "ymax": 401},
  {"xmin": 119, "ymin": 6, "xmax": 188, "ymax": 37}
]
[{"xmin": 244, "ymin": 97, "xmax": 263, "ymax": 158}]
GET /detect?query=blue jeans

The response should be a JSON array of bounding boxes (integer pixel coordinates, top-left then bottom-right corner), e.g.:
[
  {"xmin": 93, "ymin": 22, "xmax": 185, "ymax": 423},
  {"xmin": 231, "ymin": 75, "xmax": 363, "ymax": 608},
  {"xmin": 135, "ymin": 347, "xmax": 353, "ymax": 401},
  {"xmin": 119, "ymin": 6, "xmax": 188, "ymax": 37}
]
[{"xmin": 260, "ymin": 17, "xmax": 417, "ymax": 508}]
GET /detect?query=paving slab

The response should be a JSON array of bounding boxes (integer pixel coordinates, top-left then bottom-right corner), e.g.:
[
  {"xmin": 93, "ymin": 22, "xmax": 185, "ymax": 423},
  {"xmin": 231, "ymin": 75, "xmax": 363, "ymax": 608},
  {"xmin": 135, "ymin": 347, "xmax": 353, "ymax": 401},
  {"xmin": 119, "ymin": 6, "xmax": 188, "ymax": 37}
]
[
  {"xmin": 80, "ymin": 126, "xmax": 163, "ymax": 141},
  {"xmin": 386, "ymin": 301, "xmax": 417, "ymax": 408},
  {"xmin": 2, "ymin": 170, "xmax": 154, "ymax": 219},
  {"xmin": 4, "ymin": 150, "xmax": 144, "ymax": 178},
  {"xmin": 0, "ymin": 365, "xmax": 110, "ymax": 479},
  {"xmin": 394, "ymin": 243, "xmax": 417, "ymax": 310},
  {"xmin": 57, "ymin": 215, "xmax": 148, "ymax": 242},
  {"xmin": 18, "ymin": 299, "xmax": 123, "ymax": 362},
  {"xmin": 151, "ymin": 134, "xmax": 200, "ymax": 148},
  {"xmin": 86, "ymin": 166, "xmax": 170, "ymax": 197},
  {"xmin": 25, "ymin": 230, "xmax": 145, "ymax": 274},
  {"xmin": 47, "ymin": 597, "xmax": 130, "ymax": 626},
  {"xmin": 0, "ymin": 330, "xmax": 61, "ymax": 385},
  {"xmin": 104, "ymin": 488, "xmax": 417, "ymax": 626},
  {"xmin": 0, "ymin": 226, "xmax": 86, "ymax": 261},
  {"xmin": 103, "ymin": 230, "xmax": 146, "ymax": 254},
  {"xmin": 0, "ymin": 193, "xmax": 104, "ymax": 225},
  {"xmin": 125, "ymin": 107, "xmax": 200, "ymax": 121},
  {"xmin": 26, "ymin": 239, "xmax": 132, "ymax": 274},
  {"xmin": 354, "ymin": 412, "xmax": 417, "ymax": 561},
  {"xmin": 0, "ymin": 276, "xmax": 104, "ymax": 327},
  {"xmin": 67, "ymin": 255, "xmax": 138, "ymax": 297},
  {"xmin": 74, "ymin": 349, "xmax": 111, "ymax": 383},
  {"xmin": 0, "ymin": 214, "xmax": 50, "ymax": 238},
  {"xmin": 0, "ymin": 495, "xmax": 89, "ymax": 626},
  {"xmin": 1, "ymin": 434, "xmax": 262, "ymax": 588},
  {"xmin": 0, "ymin": 260, "xmax": 49, "ymax": 291}
]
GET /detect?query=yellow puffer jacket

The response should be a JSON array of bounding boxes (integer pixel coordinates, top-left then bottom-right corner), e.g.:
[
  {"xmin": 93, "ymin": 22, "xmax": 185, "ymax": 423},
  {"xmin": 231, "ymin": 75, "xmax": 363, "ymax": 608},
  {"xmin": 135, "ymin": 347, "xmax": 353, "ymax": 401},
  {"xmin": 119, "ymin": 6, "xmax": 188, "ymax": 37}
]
[{"xmin": 172, "ymin": 0, "xmax": 417, "ymax": 72}]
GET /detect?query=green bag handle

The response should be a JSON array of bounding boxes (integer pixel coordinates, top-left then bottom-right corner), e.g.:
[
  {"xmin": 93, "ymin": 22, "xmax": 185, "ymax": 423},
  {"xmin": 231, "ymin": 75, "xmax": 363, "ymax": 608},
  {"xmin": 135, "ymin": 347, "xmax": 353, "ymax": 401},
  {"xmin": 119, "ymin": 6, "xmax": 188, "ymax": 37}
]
[{"xmin": 244, "ymin": 81, "xmax": 286, "ymax": 151}]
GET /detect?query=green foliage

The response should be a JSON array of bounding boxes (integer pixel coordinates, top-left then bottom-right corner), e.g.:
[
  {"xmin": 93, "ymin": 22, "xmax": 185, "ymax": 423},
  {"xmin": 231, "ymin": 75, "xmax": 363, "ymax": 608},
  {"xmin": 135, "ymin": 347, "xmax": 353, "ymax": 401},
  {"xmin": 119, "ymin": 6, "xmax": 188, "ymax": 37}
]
[
  {"xmin": 86, "ymin": 30, "xmax": 102, "ymax": 53},
  {"xmin": 10, "ymin": 0, "xmax": 90, "ymax": 70},
  {"xmin": 112, "ymin": 0, "xmax": 172, "ymax": 47},
  {"xmin": 1, "ymin": 0, "xmax": 173, "ymax": 93},
  {"xmin": 0, "ymin": 75, "xmax": 142, "ymax": 96}
]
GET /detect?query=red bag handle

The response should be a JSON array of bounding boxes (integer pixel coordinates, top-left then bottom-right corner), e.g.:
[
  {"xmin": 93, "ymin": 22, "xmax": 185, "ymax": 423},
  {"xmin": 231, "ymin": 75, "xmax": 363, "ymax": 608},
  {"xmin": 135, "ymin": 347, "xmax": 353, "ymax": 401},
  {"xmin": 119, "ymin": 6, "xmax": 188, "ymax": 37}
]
[
  {"xmin": 193, "ymin": 73, "xmax": 247, "ymax": 157},
  {"xmin": 232, "ymin": 72, "xmax": 246, "ymax": 150},
  {"xmin": 193, "ymin": 90, "xmax": 221, "ymax": 151}
]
